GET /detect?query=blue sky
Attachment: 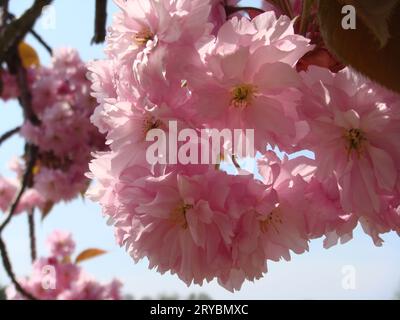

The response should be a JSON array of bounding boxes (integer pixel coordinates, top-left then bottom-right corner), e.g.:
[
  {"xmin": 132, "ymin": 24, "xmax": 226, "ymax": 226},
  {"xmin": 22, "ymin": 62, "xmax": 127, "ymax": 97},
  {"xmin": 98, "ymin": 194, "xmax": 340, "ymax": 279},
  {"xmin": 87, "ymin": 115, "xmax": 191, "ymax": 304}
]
[{"xmin": 1, "ymin": 0, "xmax": 400, "ymax": 299}]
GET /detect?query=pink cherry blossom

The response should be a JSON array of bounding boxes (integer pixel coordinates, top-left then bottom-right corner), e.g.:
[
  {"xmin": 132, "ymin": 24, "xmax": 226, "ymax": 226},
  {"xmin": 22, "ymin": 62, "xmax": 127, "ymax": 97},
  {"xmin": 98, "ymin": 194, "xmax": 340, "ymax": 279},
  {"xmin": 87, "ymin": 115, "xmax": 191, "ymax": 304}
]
[
  {"xmin": 46, "ymin": 230, "xmax": 76, "ymax": 260},
  {"xmin": 0, "ymin": 70, "xmax": 19, "ymax": 101},
  {"xmin": 7, "ymin": 231, "xmax": 122, "ymax": 300},
  {"xmin": 114, "ymin": 168, "xmax": 235, "ymax": 286},
  {"xmin": 258, "ymin": 151, "xmax": 358, "ymax": 248},
  {"xmin": 184, "ymin": 12, "xmax": 312, "ymax": 152},
  {"xmin": 0, "ymin": 176, "xmax": 17, "ymax": 212},
  {"xmin": 85, "ymin": 0, "xmax": 400, "ymax": 293},
  {"xmin": 299, "ymin": 67, "xmax": 400, "ymax": 217},
  {"xmin": 0, "ymin": 175, "xmax": 45, "ymax": 214}
]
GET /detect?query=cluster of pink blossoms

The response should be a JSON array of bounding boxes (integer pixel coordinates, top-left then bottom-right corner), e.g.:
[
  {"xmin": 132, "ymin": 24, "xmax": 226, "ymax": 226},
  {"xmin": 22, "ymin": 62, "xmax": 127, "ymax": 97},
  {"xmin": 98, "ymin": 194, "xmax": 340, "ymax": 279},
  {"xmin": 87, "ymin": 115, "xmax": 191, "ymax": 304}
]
[
  {"xmin": 87, "ymin": 0, "xmax": 400, "ymax": 291},
  {"xmin": 6, "ymin": 230, "xmax": 122, "ymax": 300},
  {"xmin": 0, "ymin": 48, "xmax": 105, "ymax": 213}
]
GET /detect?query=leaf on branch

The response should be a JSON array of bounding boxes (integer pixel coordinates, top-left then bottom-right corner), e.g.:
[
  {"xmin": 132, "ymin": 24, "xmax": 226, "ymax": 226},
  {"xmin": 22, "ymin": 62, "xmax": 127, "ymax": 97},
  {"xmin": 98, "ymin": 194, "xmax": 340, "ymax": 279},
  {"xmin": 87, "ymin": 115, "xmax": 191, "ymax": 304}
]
[
  {"xmin": 40, "ymin": 201, "xmax": 54, "ymax": 220},
  {"xmin": 318, "ymin": 0, "xmax": 400, "ymax": 93},
  {"xmin": 79, "ymin": 182, "xmax": 91, "ymax": 200},
  {"xmin": 18, "ymin": 42, "xmax": 40, "ymax": 68},
  {"xmin": 75, "ymin": 248, "xmax": 107, "ymax": 264},
  {"xmin": 339, "ymin": 0, "xmax": 399, "ymax": 47}
]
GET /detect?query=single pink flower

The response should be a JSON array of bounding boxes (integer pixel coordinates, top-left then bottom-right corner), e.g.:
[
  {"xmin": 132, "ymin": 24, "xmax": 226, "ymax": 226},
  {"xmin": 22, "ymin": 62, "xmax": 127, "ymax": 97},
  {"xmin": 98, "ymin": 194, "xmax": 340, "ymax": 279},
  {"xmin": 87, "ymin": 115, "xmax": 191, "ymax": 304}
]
[
  {"xmin": 46, "ymin": 230, "xmax": 76, "ymax": 260},
  {"xmin": 185, "ymin": 12, "xmax": 312, "ymax": 152},
  {"xmin": 299, "ymin": 67, "xmax": 400, "ymax": 216}
]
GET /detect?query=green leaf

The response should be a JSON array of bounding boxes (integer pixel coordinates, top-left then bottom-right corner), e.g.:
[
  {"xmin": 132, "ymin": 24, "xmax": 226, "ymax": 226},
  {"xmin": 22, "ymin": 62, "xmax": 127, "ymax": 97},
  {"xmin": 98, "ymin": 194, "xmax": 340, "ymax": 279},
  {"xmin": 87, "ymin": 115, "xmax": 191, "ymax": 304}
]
[{"xmin": 318, "ymin": 0, "xmax": 400, "ymax": 93}]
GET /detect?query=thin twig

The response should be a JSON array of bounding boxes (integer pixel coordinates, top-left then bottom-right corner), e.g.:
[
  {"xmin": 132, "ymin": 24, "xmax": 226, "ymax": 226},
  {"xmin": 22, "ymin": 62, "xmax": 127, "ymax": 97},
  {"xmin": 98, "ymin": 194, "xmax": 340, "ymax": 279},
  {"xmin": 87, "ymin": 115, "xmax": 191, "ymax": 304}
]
[
  {"xmin": 29, "ymin": 27, "xmax": 52, "ymax": 55},
  {"xmin": 91, "ymin": 0, "xmax": 107, "ymax": 44},
  {"xmin": 15, "ymin": 54, "xmax": 40, "ymax": 125},
  {"xmin": 0, "ymin": 126, "xmax": 20, "ymax": 147},
  {"xmin": 0, "ymin": 0, "xmax": 52, "ymax": 64},
  {"xmin": 28, "ymin": 209, "xmax": 37, "ymax": 263},
  {"xmin": 7, "ymin": 12, "xmax": 52, "ymax": 55},
  {"xmin": 0, "ymin": 236, "xmax": 37, "ymax": 299},
  {"xmin": 0, "ymin": 144, "xmax": 38, "ymax": 233}
]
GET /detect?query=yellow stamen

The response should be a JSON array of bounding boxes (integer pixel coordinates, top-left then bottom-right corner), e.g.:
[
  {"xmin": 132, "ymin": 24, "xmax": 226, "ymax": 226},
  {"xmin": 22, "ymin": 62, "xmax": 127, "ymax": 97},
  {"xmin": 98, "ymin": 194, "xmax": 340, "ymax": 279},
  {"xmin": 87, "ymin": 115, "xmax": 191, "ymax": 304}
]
[
  {"xmin": 170, "ymin": 203, "xmax": 193, "ymax": 229},
  {"xmin": 344, "ymin": 128, "xmax": 366, "ymax": 158},
  {"xmin": 259, "ymin": 208, "xmax": 283, "ymax": 234},
  {"xmin": 134, "ymin": 29, "xmax": 154, "ymax": 46},
  {"xmin": 143, "ymin": 116, "xmax": 162, "ymax": 136},
  {"xmin": 230, "ymin": 84, "xmax": 257, "ymax": 109}
]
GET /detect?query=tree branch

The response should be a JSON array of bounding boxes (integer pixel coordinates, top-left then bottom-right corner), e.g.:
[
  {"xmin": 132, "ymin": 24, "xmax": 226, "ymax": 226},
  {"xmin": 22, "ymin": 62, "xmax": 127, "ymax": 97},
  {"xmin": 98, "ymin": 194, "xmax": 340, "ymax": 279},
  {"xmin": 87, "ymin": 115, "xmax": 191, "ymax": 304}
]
[
  {"xmin": 14, "ymin": 53, "xmax": 40, "ymax": 125},
  {"xmin": 0, "ymin": 47, "xmax": 40, "ymax": 301},
  {"xmin": 29, "ymin": 27, "xmax": 53, "ymax": 55},
  {"xmin": 0, "ymin": 236, "xmax": 37, "ymax": 300},
  {"xmin": 0, "ymin": 126, "xmax": 20, "ymax": 147},
  {"xmin": 0, "ymin": 0, "xmax": 53, "ymax": 64},
  {"xmin": 91, "ymin": 0, "xmax": 107, "ymax": 44},
  {"xmin": 7, "ymin": 12, "xmax": 53, "ymax": 55},
  {"xmin": 0, "ymin": 144, "xmax": 38, "ymax": 233},
  {"xmin": 0, "ymin": 144, "xmax": 38, "ymax": 300},
  {"xmin": 28, "ymin": 209, "xmax": 37, "ymax": 263},
  {"xmin": 0, "ymin": 0, "xmax": 10, "ymax": 29}
]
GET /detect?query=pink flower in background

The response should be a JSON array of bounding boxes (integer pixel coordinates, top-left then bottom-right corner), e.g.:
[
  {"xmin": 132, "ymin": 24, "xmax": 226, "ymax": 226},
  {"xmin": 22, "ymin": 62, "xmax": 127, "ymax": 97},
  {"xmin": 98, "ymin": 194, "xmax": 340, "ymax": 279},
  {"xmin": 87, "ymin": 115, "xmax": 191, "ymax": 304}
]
[
  {"xmin": 7, "ymin": 231, "xmax": 122, "ymax": 300},
  {"xmin": 0, "ymin": 175, "xmax": 45, "ymax": 214},
  {"xmin": 46, "ymin": 230, "xmax": 76, "ymax": 260},
  {"xmin": 16, "ymin": 189, "xmax": 46, "ymax": 214},
  {"xmin": 57, "ymin": 277, "xmax": 123, "ymax": 300},
  {"xmin": 13, "ymin": 48, "xmax": 105, "ymax": 205},
  {"xmin": 0, "ymin": 176, "xmax": 17, "ymax": 212},
  {"xmin": 0, "ymin": 48, "xmax": 105, "ymax": 211},
  {"xmin": 0, "ymin": 70, "xmax": 19, "ymax": 101}
]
